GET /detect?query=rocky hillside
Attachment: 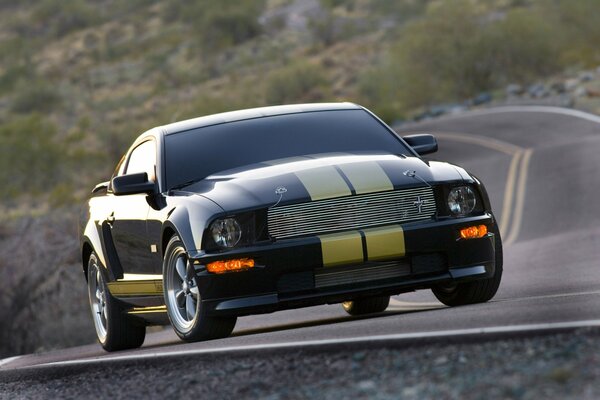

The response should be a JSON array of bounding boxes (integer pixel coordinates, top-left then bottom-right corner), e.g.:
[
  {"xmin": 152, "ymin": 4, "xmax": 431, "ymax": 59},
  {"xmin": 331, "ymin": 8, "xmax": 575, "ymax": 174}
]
[{"xmin": 0, "ymin": 0, "xmax": 599, "ymax": 210}]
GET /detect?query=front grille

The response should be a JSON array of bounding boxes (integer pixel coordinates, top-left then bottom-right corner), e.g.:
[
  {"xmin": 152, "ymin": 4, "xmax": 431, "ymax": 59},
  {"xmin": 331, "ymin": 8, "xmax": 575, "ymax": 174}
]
[
  {"xmin": 268, "ymin": 187, "xmax": 436, "ymax": 239},
  {"xmin": 314, "ymin": 261, "xmax": 411, "ymax": 288}
]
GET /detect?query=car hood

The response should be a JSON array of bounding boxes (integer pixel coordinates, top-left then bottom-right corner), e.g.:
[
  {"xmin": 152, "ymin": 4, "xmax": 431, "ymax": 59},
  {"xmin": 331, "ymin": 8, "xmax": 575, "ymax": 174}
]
[{"xmin": 179, "ymin": 153, "xmax": 467, "ymax": 211}]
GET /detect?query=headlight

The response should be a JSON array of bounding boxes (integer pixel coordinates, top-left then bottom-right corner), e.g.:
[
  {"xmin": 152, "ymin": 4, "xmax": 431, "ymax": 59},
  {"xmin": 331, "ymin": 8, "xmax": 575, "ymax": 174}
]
[
  {"xmin": 210, "ymin": 217, "xmax": 242, "ymax": 248},
  {"xmin": 447, "ymin": 186, "xmax": 476, "ymax": 216}
]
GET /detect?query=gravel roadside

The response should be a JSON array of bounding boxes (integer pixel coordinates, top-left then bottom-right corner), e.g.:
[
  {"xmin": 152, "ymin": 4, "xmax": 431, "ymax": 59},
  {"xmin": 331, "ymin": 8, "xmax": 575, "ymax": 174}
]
[{"xmin": 1, "ymin": 329, "xmax": 598, "ymax": 400}]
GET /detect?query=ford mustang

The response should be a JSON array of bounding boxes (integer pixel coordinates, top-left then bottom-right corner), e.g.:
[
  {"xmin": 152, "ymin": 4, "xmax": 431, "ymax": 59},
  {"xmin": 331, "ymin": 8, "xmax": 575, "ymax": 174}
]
[{"xmin": 80, "ymin": 103, "xmax": 502, "ymax": 351}]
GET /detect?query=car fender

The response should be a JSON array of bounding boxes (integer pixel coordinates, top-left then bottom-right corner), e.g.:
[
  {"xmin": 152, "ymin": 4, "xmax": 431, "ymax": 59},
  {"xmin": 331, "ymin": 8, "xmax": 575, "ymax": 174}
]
[{"xmin": 162, "ymin": 195, "xmax": 224, "ymax": 257}]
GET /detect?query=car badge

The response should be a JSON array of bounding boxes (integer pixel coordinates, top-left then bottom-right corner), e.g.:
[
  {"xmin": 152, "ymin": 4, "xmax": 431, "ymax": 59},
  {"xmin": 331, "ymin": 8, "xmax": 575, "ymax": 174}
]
[
  {"xmin": 413, "ymin": 196, "xmax": 427, "ymax": 213},
  {"xmin": 270, "ymin": 186, "xmax": 288, "ymax": 209}
]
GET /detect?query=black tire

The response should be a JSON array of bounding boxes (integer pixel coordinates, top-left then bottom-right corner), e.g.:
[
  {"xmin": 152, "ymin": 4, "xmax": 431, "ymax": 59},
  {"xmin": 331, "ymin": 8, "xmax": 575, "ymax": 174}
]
[
  {"xmin": 342, "ymin": 295, "xmax": 390, "ymax": 316},
  {"xmin": 432, "ymin": 225, "xmax": 503, "ymax": 306},
  {"xmin": 163, "ymin": 235, "xmax": 236, "ymax": 342},
  {"xmin": 87, "ymin": 252, "xmax": 146, "ymax": 352}
]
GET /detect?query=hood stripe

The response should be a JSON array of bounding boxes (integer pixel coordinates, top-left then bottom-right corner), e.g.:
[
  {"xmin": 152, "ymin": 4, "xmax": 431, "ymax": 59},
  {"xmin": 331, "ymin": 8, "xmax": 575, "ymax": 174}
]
[
  {"xmin": 337, "ymin": 161, "xmax": 394, "ymax": 195},
  {"xmin": 295, "ymin": 165, "xmax": 352, "ymax": 201}
]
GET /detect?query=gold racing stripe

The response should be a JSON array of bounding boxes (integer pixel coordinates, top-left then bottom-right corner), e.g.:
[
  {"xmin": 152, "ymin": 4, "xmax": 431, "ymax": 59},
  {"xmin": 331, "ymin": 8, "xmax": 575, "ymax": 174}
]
[
  {"xmin": 337, "ymin": 161, "xmax": 393, "ymax": 194},
  {"xmin": 127, "ymin": 305, "xmax": 167, "ymax": 315},
  {"xmin": 295, "ymin": 166, "xmax": 351, "ymax": 201},
  {"xmin": 107, "ymin": 279, "xmax": 163, "ymax": 296},
  {"xmin": 318, "ymin": 231, "xmax": 363, "ymax": 267},
  {"xmin": 363, "ymin": 224, "xmax": 405, "ymax": 261}
]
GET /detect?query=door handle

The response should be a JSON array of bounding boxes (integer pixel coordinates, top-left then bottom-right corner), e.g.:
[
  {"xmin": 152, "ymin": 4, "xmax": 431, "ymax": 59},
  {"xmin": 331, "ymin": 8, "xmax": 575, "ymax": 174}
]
[{"xmin": 107, "ymin": 212, "xmax": 115, "ymax": 225}]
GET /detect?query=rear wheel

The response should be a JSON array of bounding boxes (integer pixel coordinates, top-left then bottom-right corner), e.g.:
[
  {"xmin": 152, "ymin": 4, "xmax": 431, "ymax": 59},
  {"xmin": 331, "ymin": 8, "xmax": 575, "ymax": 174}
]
[
  {"xmin": 342, "ymin": 295, "xmax": 390, "ymax": 316},
  {"xmin": 87, "ymin": 252, "xmax": 146, "ymax": 351},
  {"xmin": 163, "ymin": 235, "xmax": 236, "ymax": 342},
  {"xmin": 432, "ymin": 226, "xmax": 503, "ymax": 306}
]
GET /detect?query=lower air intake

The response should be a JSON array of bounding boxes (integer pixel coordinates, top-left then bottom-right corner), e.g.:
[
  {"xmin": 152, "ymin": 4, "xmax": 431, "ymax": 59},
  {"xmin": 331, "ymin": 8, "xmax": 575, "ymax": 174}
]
[{"xmin": 314, "ymin": 261, "xmax": 411, "ymax": 288}]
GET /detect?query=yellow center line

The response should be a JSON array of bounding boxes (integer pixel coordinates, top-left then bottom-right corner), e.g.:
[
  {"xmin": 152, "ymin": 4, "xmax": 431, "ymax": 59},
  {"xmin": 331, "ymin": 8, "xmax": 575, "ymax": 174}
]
[
  {"xmin": 504, "ymin": 149, "xmax": 533, "ymax": 245},
  {"xmin": 499, "ymin": 150, "xmax": 522, "ymax": 239}
]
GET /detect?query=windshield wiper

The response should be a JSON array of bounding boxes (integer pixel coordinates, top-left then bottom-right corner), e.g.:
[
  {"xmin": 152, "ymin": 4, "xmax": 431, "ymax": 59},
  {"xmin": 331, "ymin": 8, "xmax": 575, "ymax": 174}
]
[{"xmin": 169, "ymin": 178, "xmax": 203, "ymax": 192}]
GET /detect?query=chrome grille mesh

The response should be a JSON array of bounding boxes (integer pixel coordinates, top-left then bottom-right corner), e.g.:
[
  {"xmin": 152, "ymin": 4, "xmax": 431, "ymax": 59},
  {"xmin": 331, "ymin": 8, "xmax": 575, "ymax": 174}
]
[
  {"xmin": 268, "ymin": 187, "xmax": 436, "ymax": 239},
  {"xmin": 314, "ymin": 261, "xmax": 411, "ymax": 288}
]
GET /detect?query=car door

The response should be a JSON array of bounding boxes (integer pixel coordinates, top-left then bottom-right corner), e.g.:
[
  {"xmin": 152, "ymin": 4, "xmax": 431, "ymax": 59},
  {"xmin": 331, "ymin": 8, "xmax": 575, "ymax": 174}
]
[{"xmin": 109, "ymin": 139, "xmax": 157, "ymax": 274}]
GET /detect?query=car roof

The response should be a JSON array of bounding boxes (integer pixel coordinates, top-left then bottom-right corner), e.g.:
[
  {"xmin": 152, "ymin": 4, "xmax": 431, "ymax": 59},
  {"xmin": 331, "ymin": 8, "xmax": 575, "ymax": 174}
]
[{"xmin": 157, "ymin": 102, "xmax": 362, "ymax": 136}]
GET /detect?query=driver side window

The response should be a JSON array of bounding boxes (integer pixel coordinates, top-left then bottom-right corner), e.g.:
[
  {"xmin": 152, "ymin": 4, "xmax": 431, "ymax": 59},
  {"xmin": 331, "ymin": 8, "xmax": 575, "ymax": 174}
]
[{"xmin": 126, "ymin": 140, "xmax": 156, "ymax": 181}]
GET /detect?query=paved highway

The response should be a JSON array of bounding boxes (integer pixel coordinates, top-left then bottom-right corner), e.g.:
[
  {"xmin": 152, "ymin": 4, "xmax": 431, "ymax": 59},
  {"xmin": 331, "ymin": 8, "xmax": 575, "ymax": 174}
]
[{"xmin": 2, "ymin": 106, "xmax": 600, "ymax": 370}]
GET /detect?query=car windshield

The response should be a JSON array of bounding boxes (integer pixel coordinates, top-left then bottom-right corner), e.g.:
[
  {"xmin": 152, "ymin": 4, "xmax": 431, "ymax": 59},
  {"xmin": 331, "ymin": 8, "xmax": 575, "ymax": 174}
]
[{"xmin": 164, "ymin": 109, "xmax": 411, "ymax": 190}]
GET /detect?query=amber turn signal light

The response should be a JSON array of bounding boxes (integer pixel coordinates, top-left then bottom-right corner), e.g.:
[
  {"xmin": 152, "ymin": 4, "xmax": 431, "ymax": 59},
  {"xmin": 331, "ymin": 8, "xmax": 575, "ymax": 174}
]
[
  {"xmin": 206, "ymin": 258, "xmax": 255, "ymax": 274},
  {"xmin": 460, "ymin": 225, "xmax": 488, "ymax": 239}
]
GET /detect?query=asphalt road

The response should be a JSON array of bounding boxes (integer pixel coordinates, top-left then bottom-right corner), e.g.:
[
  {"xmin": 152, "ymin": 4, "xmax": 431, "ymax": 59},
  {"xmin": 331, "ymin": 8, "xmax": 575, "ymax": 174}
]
[{"xmin": 3, "ymin": 106, "xmax": 600, "ymax": 370}]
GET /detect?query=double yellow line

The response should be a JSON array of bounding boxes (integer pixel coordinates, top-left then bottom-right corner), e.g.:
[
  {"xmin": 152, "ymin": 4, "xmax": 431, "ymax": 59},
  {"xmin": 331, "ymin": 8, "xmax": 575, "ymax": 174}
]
[{"xmin": 433, "ymin": 132, "xmax": 533, "ymax": 246}]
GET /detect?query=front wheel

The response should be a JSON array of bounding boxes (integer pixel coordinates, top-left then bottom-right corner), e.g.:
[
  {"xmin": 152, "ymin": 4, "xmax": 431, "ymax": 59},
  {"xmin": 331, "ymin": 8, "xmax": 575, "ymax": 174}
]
[
  {"xmin": 87, "ymin": 252, "xmax": 146, "ymax": 351},
  {"xmin": 432, "ymin": 226, "xmax": 503, "ymax": 306},
  {"xmin": 163, "ymin": 235, "xmax": 236, "ymax": 342},
  {"xmin": 342, "ymin": 295, "xmax": 390, "ymax": 316}
]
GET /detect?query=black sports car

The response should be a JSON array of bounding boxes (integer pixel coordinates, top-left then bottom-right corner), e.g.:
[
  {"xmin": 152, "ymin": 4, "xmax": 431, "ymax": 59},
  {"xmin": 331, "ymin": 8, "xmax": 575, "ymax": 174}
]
[{"xmin": 80, "ymin": 103, "xmax": 502, "ymax": 351}]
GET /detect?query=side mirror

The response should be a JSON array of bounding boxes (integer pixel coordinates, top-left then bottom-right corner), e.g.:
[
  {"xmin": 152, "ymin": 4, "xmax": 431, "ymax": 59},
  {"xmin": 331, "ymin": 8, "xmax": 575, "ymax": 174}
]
[
  {"xmin": 92, "ymin": 181, "xmax": 109, "ymax": 194},
  {"xmin": 112, "ymin": 172, "xmax": 155, "ymax": 196},
  {"xmin": 402, "ymin": 134, "xmax": 438, "ymax": 156}
]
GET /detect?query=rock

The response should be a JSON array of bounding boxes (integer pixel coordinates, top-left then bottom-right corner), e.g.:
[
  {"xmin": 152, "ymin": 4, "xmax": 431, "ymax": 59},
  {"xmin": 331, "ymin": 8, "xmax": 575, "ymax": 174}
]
[
  {"xmin": 579, "ymin": 71, "xmax": 594, "ymax": 82},
  {"xmin": 357, "ymin": 380, "xmax": 377, "ymax": 391},
  {"xmin": 527, "ymin": 83, "xmax": 549, "ymax": 98},
  {"xmin": 352, "ymin": 351, "xmax": 366, "ymax": 361},
  {"xmin": 448, "ymin": 104, "xmax": 467, "ymax": 114},
  {"xmin": 434, "ymin": 355, "xmax": 448, "ymax": 365},
  {"xmin": 506, "ymin": 84, "xmax": 524, "ymax": 96},
  {"xmin": 565, "ymin": 78, "xmax": 580, "ymax": 91},
  {"xmin": 472, "ymin": 92, "xmax": 492, "ymax": 105},
  {"xmin": 586, "ymin": 88, "xmax": 600, "ymax": 97},
  {"xmin": 574, "ymin": 86, "xmax": 587, "ymax": 97},
  {"xmin": 550, "ymin": 81, "xmax": 566, "ymax": 94}
]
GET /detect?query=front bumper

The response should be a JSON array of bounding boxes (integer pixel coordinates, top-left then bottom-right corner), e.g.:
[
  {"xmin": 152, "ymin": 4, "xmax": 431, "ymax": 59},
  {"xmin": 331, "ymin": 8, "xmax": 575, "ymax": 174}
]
[{"xmin": 192, "ymin": 214, "xmax": 497, "ymax": 316}]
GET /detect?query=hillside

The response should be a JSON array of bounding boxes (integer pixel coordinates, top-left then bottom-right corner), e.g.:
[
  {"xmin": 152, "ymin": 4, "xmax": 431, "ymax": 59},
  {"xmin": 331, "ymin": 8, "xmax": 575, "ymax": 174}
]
[{"xmin": 0, "ymin": 0, "xmax": 599, "ymax": 210}]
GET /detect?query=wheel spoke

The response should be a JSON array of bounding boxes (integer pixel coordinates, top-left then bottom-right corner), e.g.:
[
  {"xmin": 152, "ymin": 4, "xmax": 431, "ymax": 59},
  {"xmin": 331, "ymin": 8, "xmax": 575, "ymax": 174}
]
[
  {"xmin": 96, "ymin": 269, "xmax": 102, "ymax": 288},
  {"xmin": 175, "ymin": 290, "xmax": 185, "ymax": 307},
  {"xmin": 175, "ymin": 257, "xmax": 187, "ymax": 281},
  {"xmin": 189, "ymin": 286, "xmax": 199, "ymax": 297},
  {"xmin": 185, "ymin": 294, "xmax": 196, "ymax": 320}
]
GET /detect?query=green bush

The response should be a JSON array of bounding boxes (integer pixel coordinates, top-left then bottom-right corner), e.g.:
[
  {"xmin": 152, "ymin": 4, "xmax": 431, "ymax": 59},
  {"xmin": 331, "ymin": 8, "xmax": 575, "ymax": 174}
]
[
  {"xmin": 164, "ymin": 0, "xmax": 266, "ymax": 54},
  {"xmin": 32, "ymin": 0, "xmax": 101, "ymax": 38},
  {"xmin": 359, "ymin": 0, "xmax": 565, "ymax": 113},
  {"xmin": 10, "ymin": 80, "xmax": 62, "ymax": 114},
  {"xmin": 0, "ymin": 115, "xmax": 66, "ymax": 197},
  {"xmin": 265, "ymin": 62, "xmax": 329, "ymax": 105}
]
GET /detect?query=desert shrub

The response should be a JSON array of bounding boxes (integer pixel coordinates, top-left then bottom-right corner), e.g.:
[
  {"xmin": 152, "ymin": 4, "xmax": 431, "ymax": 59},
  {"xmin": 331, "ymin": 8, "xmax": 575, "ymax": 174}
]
[
  {"xmin": 10, "ymin": 80, "xmax": 62, "ymax": 114},
  {"xmin": 31, "ymin": 0, "xmax": 101, "ymax": 38},
  {"xmin": 359, "ymin": 0, "xmax": 564, "ymax": 113},
  {"xmin": 265, "ymin": 62, "xmax": 328, "ymax": 105},
  {"xmin": 0, "ymin": 115, "xmax": 67, "ymax": 198},
  {"xmin": 544, "ymin": 0, "xmax": 600, "ymax": 66},
  {"xmin": 0, "ymin": 212, "xmax": 95, "ymax": 357},
  {"xmin": 164, "ymin": 0, "xmax": 266, "ymax": 54},
  {"xmin": 0, "ymin": 64, "xmax": 33, "ymax": 95}
]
